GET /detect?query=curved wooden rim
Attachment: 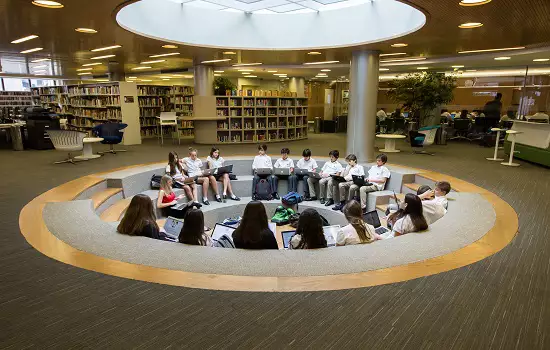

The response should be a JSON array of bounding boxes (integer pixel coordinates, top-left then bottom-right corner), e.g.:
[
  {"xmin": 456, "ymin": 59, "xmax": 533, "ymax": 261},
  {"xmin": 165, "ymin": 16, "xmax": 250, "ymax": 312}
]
[{"xmin": 18, "ymin": 161, "xmax": 519, "ymax": 292}]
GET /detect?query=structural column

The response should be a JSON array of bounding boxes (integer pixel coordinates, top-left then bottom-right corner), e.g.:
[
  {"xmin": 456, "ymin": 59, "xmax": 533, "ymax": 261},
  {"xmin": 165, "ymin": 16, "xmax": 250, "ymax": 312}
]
[
  {"xmin": 346, "ymin": 50, "xmax": 380, "ymax": 163},
  {"xmin": 194, "ymin": 65, "xmax": 214, "ymax": 96},
  {"xmin": 193, "ymin": 64, "xmax": 218, "ymax": 144},
  {"xmin": 289, "ymin": 77, "xmax": 305, "ymax": 97}
]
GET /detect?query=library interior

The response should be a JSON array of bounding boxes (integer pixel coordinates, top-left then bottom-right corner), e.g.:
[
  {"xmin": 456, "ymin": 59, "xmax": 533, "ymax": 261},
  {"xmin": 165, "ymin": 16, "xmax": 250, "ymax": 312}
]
[{"xmin": 1, "ymin": 0, "xmax": 549, "ymax": 348}]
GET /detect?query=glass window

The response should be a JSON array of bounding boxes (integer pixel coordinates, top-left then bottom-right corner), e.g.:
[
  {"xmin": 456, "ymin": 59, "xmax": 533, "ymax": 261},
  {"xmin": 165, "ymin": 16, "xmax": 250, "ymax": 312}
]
[{"xmin": 2, "ymin": 78, "xmax": 31, "ymax": 92}]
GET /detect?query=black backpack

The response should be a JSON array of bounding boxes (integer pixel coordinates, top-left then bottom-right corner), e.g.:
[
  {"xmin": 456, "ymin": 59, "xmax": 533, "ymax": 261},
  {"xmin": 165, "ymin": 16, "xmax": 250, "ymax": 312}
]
[
  {"xmin": 255, "ymin": 178, "xmax": 273, "ymax": 200},
  {"xmin": 151, "ymin": 175, "xmax": 162, "ymax": 189}
]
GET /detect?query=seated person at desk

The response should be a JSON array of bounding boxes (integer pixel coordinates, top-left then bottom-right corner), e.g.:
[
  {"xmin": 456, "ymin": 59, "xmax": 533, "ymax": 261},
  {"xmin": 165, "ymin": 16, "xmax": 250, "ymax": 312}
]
[
  {"xmin": 356, "ymin": 154, "xmax": 391, "ymax": 212},
  {"xmin": 273, "ymin": 147, "xmax": 297, "ymax": 195},
  {"xmin": 289, "ymin": 209, "xmax": 328, "ymax": 249},
  {"xmin": 166, "ymin": 151, "xmax": 197, "ymax": 204},
  {"xmin": 232, "ymin": 201, "xmax": 278, "ymax": 250},
  {"xmin": 117, "ymin": 194, "xmax": 168, "ymax": 241},
  {"xmin": 383, "ymin": 193, "xmax": 428, "ymax": 239},
  {"xmin": 157, "ymin": 175, "xmax": 200, "ymax": 219},
  {"xmin": 296, "ymin": 148, "xmax": 318, "ymax": 200},
  {"xmin": 392, "ymin": 108, "xmax": 404, "ymax": 118},
  {"xmin": 332, "ymin": 154, "xmax": 364, "ymax": 211},
  {"xmin": 441, "ymin": 109, "xmax": 452, "ymax": 123},
  {"xmin": 306, "ymin": 150, "xmax": 343, "ymax": 207},
  {"xmin": 337, "ymin": 201, "xmax": 380, "ymax": 246},
  {"xmin": 458, "ymin": 109, "xmax": 470, "ymax": 119},
  {"xmin": 183, "ymin": 147, "xmax": 222, "ymax": 205},
  {"xmin": 377, "ymin": 108, "xmax": 388, "ymax": 121},
  {"xmin": 178, "ymin": 209, "xmax": 214, "ymax": 247},
  {"xmin": 252, "ymin": 144, "xmax": 277, "ymax": 200},
  {"xmin": 206, "ymin": 147, "xmax": 240, "ymax": 202}
]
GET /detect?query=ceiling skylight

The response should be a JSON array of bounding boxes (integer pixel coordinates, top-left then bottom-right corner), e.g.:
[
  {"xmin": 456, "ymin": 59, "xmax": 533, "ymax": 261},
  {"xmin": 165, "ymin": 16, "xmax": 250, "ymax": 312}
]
[{"xmin": 163, "ymin": 0, "xmax": 373, "ymax": 13}]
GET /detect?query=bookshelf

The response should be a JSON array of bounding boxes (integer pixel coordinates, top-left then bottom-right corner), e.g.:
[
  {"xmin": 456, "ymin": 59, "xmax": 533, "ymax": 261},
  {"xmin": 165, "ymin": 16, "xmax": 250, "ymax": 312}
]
[
  {"xmin": 214, "ymin": 96, "xmax": 308, "ymax": 143},
  {"xmin": 0, "ymin": 91, "xmax": 33, "ymax": 118}
]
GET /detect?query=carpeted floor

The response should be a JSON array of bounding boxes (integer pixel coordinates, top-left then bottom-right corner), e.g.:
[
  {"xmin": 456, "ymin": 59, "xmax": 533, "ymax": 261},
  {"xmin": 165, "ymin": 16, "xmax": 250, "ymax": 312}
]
[{"xmin": 0, "ymin": 134, "xmax": 548, "ymax": 349}]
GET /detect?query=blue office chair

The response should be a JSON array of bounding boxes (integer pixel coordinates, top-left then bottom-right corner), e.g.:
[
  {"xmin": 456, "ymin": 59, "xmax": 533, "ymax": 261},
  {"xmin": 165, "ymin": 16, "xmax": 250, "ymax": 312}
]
[
  {"xmin": 409, "ymin": 125, "xmax": 440, "ymax": 155},
  {"xmin": 92, "ymin": 122, "xmax": 128, "ymax": 155}
]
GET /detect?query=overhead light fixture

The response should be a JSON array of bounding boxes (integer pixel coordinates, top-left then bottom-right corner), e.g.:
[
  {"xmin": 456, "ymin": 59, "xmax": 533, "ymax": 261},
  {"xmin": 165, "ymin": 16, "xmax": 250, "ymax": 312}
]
[
  {"xmin": 201, "ymin": 58, "xmax": 231, "ymax": 63},
  {"xmin": 417, "ymin": 67, "xmax": 429, "ymax": 70},
  {"xmin": 91, "ymin": 45, "xmax": 121, "ymax": 52},
  {"xmin": 391, "ymin": 43, "xmax": 408, "ymax": 47},
  {"xmin": 274, "ymin": 73, "xmax": 286, "ymax": 76},
  {"xmin": 459, "ymin": 22, "xmax": 483, "ymax": 29},
  {"xmin": 459, "ymin": 0, "xmax": 491, "ymax": 6},
  {"xmin": 223, "ymin": 51, "xmax": 236, "ymax": 55},
  {"xmin": 320, "ymin": 69, "xmax": 331, "ymax": 72},
  {"xmin": 267, "ymin": 70, "xmax": 277, "ymax": 73},
  {"xmin": 95, "ymin": 79, "xmax": 110, "ymax": 82},
  {"xmin": 162, "ymin": 44, "xmax": 178, "ymax": 49},
  {"xmin": 32, "ymin": 1, "xmax": 64, "ymax": 9},
  {"xmin": 379, "ymin": 68, "xmax": 390, "ymax": 71},
  {"xmin": 458, "ymin": 46, "xmax": 525, "ymax": 54},
  {"xmin": 247, "ymin": 75, "xmax": 258, "ymax": 78},
  {"xmin": 20, "ymin": 47, "xmax": 43, "ymax": 54},
  {"xmin": 140, "ymin": 79, "xmax": 152, "ymax": 82},
  {"xmin": 241, "ymin": 72, "xmax": 250, "ymax": 75},
  {"xmin": 171, "ymin": 74, "xmax": 193, "ymax": 78},
  {"xmin": 75, "ymin": 28, "xmax": 97, "ymax": 34},
  {"xmin": 452, "ymin": 65, "xmax": 465, "ymax": 68},
  {"xmin": 380, "ymin": 57, "xmax": 426, "ymax": 63},
  {"xmin": 494, "ymin": 57, "xmax": 511, "ymax": 60},
  {"xmin": 162, "ymin": 78, "xmax": 171, "ymax": 81},
  {"xmin": 76, "ymin": 68, "xmax": 93, "ymax": 71},
  {"xmin": 214, "ymin": 74, "xmax": 221, "ymax": 76},
  {"xmin": 150, "ymin": 52, "xmax": 180, "ymax": 58},
  {"xmin": 303, "ymin": 60, "xmax": 339, "ymax": 65},
  {"xmin": 128, "ymin": 76, "xmax": 137, "ymax": 79},
  {"xmin": 11, "ymin": 35, "xmax": 39, "ymax": 44},
  {"xmin": 380, "ymin": 53, "xmax": 407, "ymax": 57},
  {"xmin": 308, "ymin": 52, "xmax": 322, "ymax": 55},
  {"xmin": 82, "ymin": 62, "xmax": 102, "ymax": 66},
  {"xmin": 140, "ymin": 59, "xmax": 166, "ymax": 64},
  {"xmin": 237, "ymin": 69, "xmax": 254, "ymax": 72},
  {"xmin": 214, "ymin": 70, "xmax": 224, "ymax": 73},
  {"xmin": 31, "ymin": 58, "xmax": 50, "ymax": 63},
  {"xmin": 232, "ymin": 63, "xmax": 262, "ymax": 66},
  {"xmin": 533, "ymin": 58, "xmax": 550, "ymax": 62},
  {"xmin": 33, "ymin": 70, "xmax": 47, "ymax": 73},
  {"xmin": 33, "ymin": 65, "xmax": 48, "ymax": 69},
  {"xmin": 91, "ymin": 54, "xmax": 115, "ymax": 60},
  {"xmin": 465, "ymin": 69, "xmax": 477, "ymax": 72},
  {"xmin": 132, "ymin": 66, "xmax": 152, "ymax": 70},
  {"xmin": 78, "ymin": 72, "xmax": 92, "ymax": 75}
]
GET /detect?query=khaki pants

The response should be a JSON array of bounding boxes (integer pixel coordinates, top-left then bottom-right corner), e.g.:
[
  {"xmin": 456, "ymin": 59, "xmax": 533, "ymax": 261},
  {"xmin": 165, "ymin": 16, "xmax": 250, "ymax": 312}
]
[
  {"xmin": 337, "ymin": 181, "xmax": 355, "ymax": 202},
  {"xmin": 359, "ymin": 184, "xmax": 379, "ymax": 208},
  {"xmin": 308, "ymin": 176, "xmax": 334, "ymax": 199}
]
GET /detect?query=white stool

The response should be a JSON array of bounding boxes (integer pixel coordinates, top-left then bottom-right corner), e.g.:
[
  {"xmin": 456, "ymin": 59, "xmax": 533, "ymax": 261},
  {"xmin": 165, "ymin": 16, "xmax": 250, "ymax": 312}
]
[
  {"xmin": 501, "ymin": 130, "xmax": 522, "ymax": 167},
  {"xmin": 486, "ymin": 127, "xmax": 506, "ymax": 161},
  {"xmin": 75, "ymin": 137, "xmax": 104, "ymax": 160},
  {"xmin": 157, "ymin": 112, "xmax": 180, "ymax": 146}
]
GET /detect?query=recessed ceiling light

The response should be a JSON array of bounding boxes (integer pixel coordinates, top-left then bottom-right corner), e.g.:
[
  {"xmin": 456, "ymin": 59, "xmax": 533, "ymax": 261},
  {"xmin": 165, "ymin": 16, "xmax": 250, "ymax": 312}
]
[
  {"xmin": 33, "ymin": 65, "xmax": 48, "ymax": 69},
  {"xmin": 132, "ymin": 66, "xmax": 152, "ymax": 70},
  {"xmin": 308, "ymin": 52, "xmax": 322, "ymax": 55},
  {"xmin": 274, "ymin": 73, "xmax": 286, "ymax": 76},
  {"xmin": 223, "ymin": 51, "xmax": 236, "ymax": 55},
  {"xmin": 379, "ymin": 68, "xmax": 390, "ymax": 71},
  {"xmin": 459, "ymin": 0, "xmax": 491, "ymax": 6},
  {"xmin": 214, "ymin": 70, "xmax": 224, "ymax": 73},
  {"xmin": 214, "ymin": 74, "xmax": 221, "ymax": 76},
  {"xmin": 242, "ymin": 72, "xmax": 250, "ymax": 75},
  {"xmin": 128, "ymin": 76, "xmax": 137, "ymax": 79},
  {"xmin": 140, "ymin": 59, "xmax": 166, "ymax": 64},
  {"xmin": 150, "ymin": 52, "xmax": 180, "ymax": 58},
  {"xmin": 31, "ymin": 58, "xmax": 50, "ymax": 63},
  {"xmin": 247, "ymin": 75, "xmax": 258, "ymax": 78},
  {"xmin": 162, "ymin": 44, "xmax": 178, "ymax": 49},
  {"xmin": 95, "ymin": 79, "xmax": 110, "ymax": 82},
  {"xmin": 75, "ymin": 28, "xmax": 97, "ymax": 34},
  {"xmin": 465, "ymin": 69, "xmax": 477, "ymax": 72},
  {"xmin": 452, "ymin": 65, "xmax": 465, "ymax": 68},
  {"xmin": 380, "ymin": 53, "xmax": 407, "ymax": 57},
  {"xmin": 494, "ymin": 57, "xmax": 511, "ymax": 60},
  {"xmin": 320, "ymin": 69, "xmax": 331, "ymax": 72},
  {"xmin": 76, "ymin": 68, "xmax": 93, "ymax": 71},
  {"xmin": 201, "ymin": 59, "xmax": 231, "ymax": 63},
  {"xmin": 162, "ymin": 78, "xmax": 171, "ymax": 81},
  {"xmin": 33, "ymin": 70, "xmax": 47, "ymax": 73},
  {"xmin": 458, "ymin": 46, "xmax": 525, "ymax": 54},
  {"xmin": 91, "ymin": 54, "xmax": 115, "ymax": 60},
  {"xmin": 380, "ymin": 57, "xmax": 426, "ymax": 63},
  {"xmin": 391, "ymin": 43, "xmax": 408, "ymax": 47},
  {"xmin": 11, "ymin": 35, "xmax": 39, "ymax": 44},
  {"xmin": 91, "ymin": 45, "xmax": 121, "ymax": 52},
  {"xmin": 533, "ymin": 58, "xmax": 550, "ymax": 62},
  {"xmin": 267, "ymin": 70, "xmax": 277, "ymax": 73},
  {"xmin": 237, "ymin": 69, "xmax": 254, "ymax": 72},
  {"xmin": 417, "ymin": 67, "xmax": 429, "ymax": 70},
  {"xmin": 140, "ymin": 79, "xmax": 152, "ymax": 82},
  {"xmin": 32, "ymin": 1, "xmax": 64, "ymax": 9},
  {"xmin": 78, "ymin": 72, "xmax": 92, "ymax": 75},
  {"xmin": 232, "ymin": 63, "xmax": 262, "ymax": 66},
  {"xmin": 82, "ymin": 62, "xmax": 102, "ymax": 66},
  {"xmin": 20, "ymin": 47, "xmax": 43, "ymax": 54},
  {"xmin": 459, "ymin": 22, "xmax": 483, "ymax": 29},
  {"xmin": 303, "ymin": 60, "xmax": 339, "ymax": 65}
]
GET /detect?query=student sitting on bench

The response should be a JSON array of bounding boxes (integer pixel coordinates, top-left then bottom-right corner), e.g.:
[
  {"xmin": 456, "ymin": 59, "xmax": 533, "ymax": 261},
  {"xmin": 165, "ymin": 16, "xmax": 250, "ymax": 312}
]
[
  {"xmin": 418, "ymin": 181, "xmax": 451, "ymax": 209},
  {"xmin": 332, "ymin": 154, "xmax": 365, "ymax": 211},
  {"xmin": 252, "ymin": 144, "xmax": 278, "ymax": 200},
  {"xmin": 295, "ymin": 148, "xmax": 318, "ymax": 199},
  {"xmin": 353, "ymin": 153, "xmax": 390, "ymax": 212},
  {"xmin": 306, "ymin": 150, "xmax": 343, "ymax": 207},
  {"xmin": 273, "ymin": 147, "xmax": 297, "ymax": 195}
]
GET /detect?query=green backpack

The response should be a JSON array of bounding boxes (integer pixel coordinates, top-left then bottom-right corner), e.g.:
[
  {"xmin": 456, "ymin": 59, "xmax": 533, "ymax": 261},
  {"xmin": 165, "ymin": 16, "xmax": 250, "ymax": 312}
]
[{"xmin": 271, "ymin": 206, "xmax": 295, "ymax": 226}]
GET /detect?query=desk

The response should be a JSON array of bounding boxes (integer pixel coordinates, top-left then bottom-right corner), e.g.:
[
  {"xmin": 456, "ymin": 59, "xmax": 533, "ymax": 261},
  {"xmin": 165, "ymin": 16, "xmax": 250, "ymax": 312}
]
[
  {"xmin": 0, "ymin": 123, "xmax": 25, "ymax": 151},
  {"xmin": 75, "ymin": 137, "xmax": 104, "ymax": 160},
  {"xmin": 376, "ymin": 134, "xmax": 406, "ymax": 153}
]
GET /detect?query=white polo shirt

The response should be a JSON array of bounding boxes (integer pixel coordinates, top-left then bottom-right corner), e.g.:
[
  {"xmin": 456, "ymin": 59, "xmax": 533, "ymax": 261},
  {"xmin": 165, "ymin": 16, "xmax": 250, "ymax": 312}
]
[
  {"xmin": 424, "ymin": 195, "xmax": 448, "ymax": 210},
  {"xmin": 422, "ymin": 201, "xmax": 447, "ymax": 225},
  {"xmin": 274, "ymin": 158, "xmax": 294, "ymax": 169},
  {"xmin": 343, "ymin": 164, "xmax": 365, "ymax": 181},
  {"xmin": 296, "ymin": 158, "xmax": 318, "ymax": 172},
  {"xmin": 206, "ymin": 156, "xmax": 224, "ymax": 169},
  {"xmin": 321, "ymin": 161, "xmax": 343, "ymax": 175},
  {"xmin": 367, "ymin": 165, "xmax": 391, "ymax": 190},
  {"xmin": 252, "ymin": 155, "xmax": 273, "ymax": 169},
  {"xmin": 183, "ymin": 157, "xmax": 203, "ymax": 177}
]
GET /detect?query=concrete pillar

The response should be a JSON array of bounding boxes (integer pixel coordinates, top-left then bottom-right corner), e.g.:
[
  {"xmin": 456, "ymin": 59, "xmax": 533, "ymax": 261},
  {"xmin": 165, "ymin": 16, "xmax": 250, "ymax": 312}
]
[
  {"xmin": 289, "ymin": 77, "xmax": 305, "ymax": 97},
  {"xmin": 193, "ymin": 64, "xmax": 217, "ymax": 144},
  {"xmin": 194, "ymin": 65, "xmax": 214, "ymax": 96},
  {"xmin": 346, "ymin": 50, "xmax": 380, "ymax": 163}
]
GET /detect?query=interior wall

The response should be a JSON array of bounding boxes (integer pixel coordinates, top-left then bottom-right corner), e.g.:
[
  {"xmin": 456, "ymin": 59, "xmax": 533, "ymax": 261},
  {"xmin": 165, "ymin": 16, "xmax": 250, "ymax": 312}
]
[{"xmin": 307, "ymin": 82, "xmax": 331, "ymax": 121}]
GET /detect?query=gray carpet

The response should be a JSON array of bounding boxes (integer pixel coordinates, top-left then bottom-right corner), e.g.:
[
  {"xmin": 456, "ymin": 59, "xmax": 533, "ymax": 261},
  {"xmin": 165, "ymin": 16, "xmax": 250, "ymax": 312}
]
[{"xmin": 0, "ymin": 134, "xmax": 548, "ymax": 349}]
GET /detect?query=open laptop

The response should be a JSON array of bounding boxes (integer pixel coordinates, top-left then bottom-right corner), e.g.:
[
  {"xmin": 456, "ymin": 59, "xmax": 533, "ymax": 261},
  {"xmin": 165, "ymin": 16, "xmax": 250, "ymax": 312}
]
[
  {"xmin": 352, "ymin": 175, "xmax": 372, "ymax": 187},
  {"xmin": 294, "ymin": 168, "xmax": 309, "ymax": 176},
  {"xmin": 274, "ymin": 168, "xmax": 290, "ymax": 176},
  {"xmin": 363, "ymin": 210, "xmax": 390, "ymax": 235},
  {"xmin": 330, "ymin": 174, "xmax": 346, "ymax": 182},
  {"xmin": 308, "ymin": 171, "xmax": 321, "ymax": 179},
  {"xmin": 216, "ymin": 164, "xmax": 233, "ymax": 175},
  {"xmin": 212, "ymin": 222, "xmax": 277, "ymax": 241},
  {"xmin": 281, "ymin": 225, "xmax": 341, "ymax": 249},
  {"xmin": 202, "ymin": 168, "xmax": 214, "ymax": 176},
  {"xmin": 163, "ymin": 216, "xmax": 184, "ymax": 239},
  {"xmin": 255, "ymin": 168, "xmax": 273, "ymax": 175}
]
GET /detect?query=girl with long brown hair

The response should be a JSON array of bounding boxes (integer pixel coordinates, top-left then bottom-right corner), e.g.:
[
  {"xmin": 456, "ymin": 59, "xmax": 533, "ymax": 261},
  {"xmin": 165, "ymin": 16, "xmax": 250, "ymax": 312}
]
[
  {"xmin": 232, "ymin": 201, "xmax": 278, "ymax": 249},
  {"xmin": 289, "ymin": 209, "xmax": 327, "ymax": 249},
  {"xmin": 166, "ymin": 151, "xmax": 197, "ymax": 203},
  {"xmin": 336, "ymin": 200, "xmax": 380, "ymax": 246},
  {"xmin": 117, "ymin": 194, "xmax": 166, "ymax": 240},
  {"xmin": 178, "ymin": 209, "xmax": 213, "ymax": 247},
  {"xmin": 183, "ymin": 147, "xmax": 221, "ymax": 205}
]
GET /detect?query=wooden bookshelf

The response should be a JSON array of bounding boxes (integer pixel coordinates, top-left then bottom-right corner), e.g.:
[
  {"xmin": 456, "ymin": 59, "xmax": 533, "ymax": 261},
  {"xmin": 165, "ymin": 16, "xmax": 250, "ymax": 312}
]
[{"xmin": 0, "ymin": 91, "xmax": 33, "ymax": 118}]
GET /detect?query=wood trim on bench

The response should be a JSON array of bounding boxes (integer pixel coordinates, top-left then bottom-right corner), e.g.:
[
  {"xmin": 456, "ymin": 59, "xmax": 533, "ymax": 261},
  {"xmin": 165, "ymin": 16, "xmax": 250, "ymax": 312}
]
[{"xmin": 18, "ymin": 161, "xmax": 519, "ymax": 292}]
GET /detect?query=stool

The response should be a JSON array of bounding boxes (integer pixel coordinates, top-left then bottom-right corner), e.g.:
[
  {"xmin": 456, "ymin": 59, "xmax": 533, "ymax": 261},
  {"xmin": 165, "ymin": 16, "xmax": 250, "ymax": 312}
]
[
  {"xmin": 486, "ymin": 127, "xmax": 506, "ymax": 161},
  {"xmin": 157, "ymin": 112, "xmax": 180, "ymax": 146},
  {"xmin": 501, "ymin": 130, "xmax": 522, "ymax": 167}
]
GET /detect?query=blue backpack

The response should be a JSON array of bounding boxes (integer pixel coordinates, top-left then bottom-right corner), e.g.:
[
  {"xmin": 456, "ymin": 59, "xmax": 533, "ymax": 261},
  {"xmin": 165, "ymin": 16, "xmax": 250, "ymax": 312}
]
[{"xmin": 282, "ymin": 192, "xmax": 303, "ymax": 206}]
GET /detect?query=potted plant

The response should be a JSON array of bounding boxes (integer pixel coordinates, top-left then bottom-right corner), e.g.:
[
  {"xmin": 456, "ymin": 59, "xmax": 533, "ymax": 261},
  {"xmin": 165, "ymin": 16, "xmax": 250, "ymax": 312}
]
[
  {"xmin": 387, "ymin": 71, "xmax": 457, "ymax": 127},
  {"xmin": 214, "ymin": 77, "xmax": 236, "ymax": 96}
]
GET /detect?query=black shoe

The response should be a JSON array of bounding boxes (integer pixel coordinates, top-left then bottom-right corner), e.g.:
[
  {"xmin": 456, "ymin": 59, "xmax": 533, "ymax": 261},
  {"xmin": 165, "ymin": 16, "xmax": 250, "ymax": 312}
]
[
  {"xmin": 273, "ymin": 193, "xmax": 280, "ymax": 200},
  {"xmin": 305, "ymin": 196, "xmax": 316, "ymax": 201},
  {"xmin": 353, "ymin": 196, "xmax": 360, "ymax": 202},
  {"xmin": 203, "ymin": 199, "xmax": 210, "ymax": 206},
  {"xmin": 230, "ymin": 195, "xmax": 241, "ymax": 201},
  {"xmin": 332, "ymin": 202, "xmax": 345, "ymax": 211},
  {"xmin": 193, "ymin": 201, "xmax": 202, "ymax": 209},
  {"xmin": 320, "ymin": 198, "xmax": 325, "ymax": 204},
  {"xmin": 222, "ymin": 194, "xmax": 227, "ymax": 203},
  {"xmin": 325, "ymin": 199, "xmax": 334, "ymax": 206},
  {"xmin": 215, "ymin": 195, "xmax": 222, "ymax": 203},
  {"xmin": 252, "ymin": 194, "xmax": 257, "ymax": 201}
]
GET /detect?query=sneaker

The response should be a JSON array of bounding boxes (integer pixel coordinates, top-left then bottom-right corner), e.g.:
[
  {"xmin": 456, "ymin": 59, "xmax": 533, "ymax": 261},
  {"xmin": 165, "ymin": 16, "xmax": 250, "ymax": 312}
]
[
  {"xmin": 320, "ymin": 198, "xmax": 325, "ymax": 204},
  {"xmin": 230, "ymin": 195, "xmax": 241, "ymax": 201},
  {"xmin": 222, "ymin": 194, "xmax": 227, "ymax": 203},
  {"xmin": 273, "ymin": 193, "xmax": 280, "ymax": 200},
  {"xmin": 332, "ymin": 202, "xmax": 345, "ymax": 211},
  {"xmin": 325, "ymin": 199, "xmax": 334, "ymax": 206},
  {"xmin": 305, "ymin": 196, "xmax": 316, "ymax": 201},
  {"xmin": 215, "ymin": 195, "xmax": 222, "ymax": 203},
  {"xmin": 203, "ymin": 199, "xmax": 210, "ymax": 206}
]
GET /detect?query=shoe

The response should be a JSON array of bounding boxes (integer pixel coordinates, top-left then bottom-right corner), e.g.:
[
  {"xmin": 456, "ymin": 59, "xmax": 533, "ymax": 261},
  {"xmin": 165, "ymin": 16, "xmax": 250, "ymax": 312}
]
[
  {"xmin": 252, "ymin": 195, "xmax": 257, "ymax": 201},
  {"xmin": 203, "ymin": 199, "xmax": 210, "ymax": 205},
  {"xmin": 325, "ymin": 199, "xmax": 334, "ymax": 206},
  {"xmin": 222, "ymin": 194, "xmax": 227, "ymax": 203},
  {"xmin": 353, "ymin": 196, "xmax": 360, "ymax": 202},
  {"xmin": 230, "ymin": 195, "xmax": 241, "ymax": 201},
  {"xmin": 320, "ymin": 198, "xmax": 325, "ymax": 204},
  {"xmin": 193, "ymin": 201, "xmax": 202, "ymax": 209},
  {"xmin": 273, "ymin": 193, "xmax": 280, "ymax": 200},
  {"xmin": 332, "ymin": 202, "xmax": 345, "ymax": 211},
  {"xmin": 305, "ymin": 196, "xmax": 316, "ymax": 201},
  {"xmin": 215, "ymin": 195, "xmax": 222, "ymax": 203}
]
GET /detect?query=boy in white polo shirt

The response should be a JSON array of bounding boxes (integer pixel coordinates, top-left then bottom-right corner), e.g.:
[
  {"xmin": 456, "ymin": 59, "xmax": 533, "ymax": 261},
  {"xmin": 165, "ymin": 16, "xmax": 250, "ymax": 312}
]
[
  {"xmin": 306, "ymin": 150, "xmax": 343, "ymax": 206},
  {"xmin": 252, "ymin": 144, "xmax": 277, "ymax": 200},
  {"xmin": 353, "ymin": 153, "xmax": 391, "ymax": 212},
  {"xmin": 418, "ymin": 181, "xmax": 451, "ymax": 209},
  {"xmin": 273, "ymin": 147, "xmax": 296, "ymax": 195},
  {"xmin": 332, "ymin": 154, "xmax": 365, "ymax": 211},
  {"xmin": 296, "ymin": 148, "xmax": 318, "ymax": 199}
]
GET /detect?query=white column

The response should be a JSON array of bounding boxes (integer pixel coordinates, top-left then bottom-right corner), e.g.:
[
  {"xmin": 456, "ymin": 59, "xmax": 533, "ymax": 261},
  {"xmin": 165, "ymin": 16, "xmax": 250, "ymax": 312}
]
[
  {"xmin": 346, "ymin": 50, "xmax": 380, "ymax": 163},
  {"xmin": 289, "ymin": 77, "xmax": 305, "ymax": 97},
  {"xmin": 193, "ymin": 65, "xmax": 218, "ymax": 144},
  {"xmin": 194, "ymin": 65, "xmax": 214, "ymax": 96}
]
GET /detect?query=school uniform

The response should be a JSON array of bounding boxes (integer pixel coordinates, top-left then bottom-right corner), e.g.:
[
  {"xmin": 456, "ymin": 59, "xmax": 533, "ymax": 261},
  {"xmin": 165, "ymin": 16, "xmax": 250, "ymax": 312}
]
[
  {"xmin": 273, "ymin": 157, "xmax": 296, "ymax": 193},
  {"xmin": 296, "ymin": 157, "xmax": 318, "ymax": 196},
  {"xmin": 182, "ymin": 157, "xmax": 203, "ymax": 177},
  {"xmin": 251, "ymin": 154, "xmax": 275, "ymax": 196},
  {"xmin": 336, "ymin": 164, "xmax": 365, "ymax": 202},
  {"xmin": 356, "ymin": 165, "xmax": 390, "ymax": 208},
  {"xmin": 206, "ymin": 156, "xmax": 225, "ymax": 181},
  {"xmin": 307, "ymin": 160, "xmax": 343, "ymax": 200}
]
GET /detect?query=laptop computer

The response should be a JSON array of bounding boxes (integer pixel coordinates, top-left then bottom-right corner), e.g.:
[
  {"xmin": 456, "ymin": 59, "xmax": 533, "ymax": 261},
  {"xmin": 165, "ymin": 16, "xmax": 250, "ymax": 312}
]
[
  {"xmin": 294, "ymin": 168, "xmax": 309, "ymax": 176},
  {"xmin": 255, "ymin": 168, "xmax": 273, "ymax": 175},
  {"xmin": 216, "ymin": 164, "xmax": 233, "ymax": 175},
  {"xmin": 211, "ymin": 223, "xmax": 236, "ymax": 241},
  {"xmin": 281, "ymin": 225, "xmax": 341, "ymax": 249},
  {"xmin": 163, "ymin": 216, "xmax": 184, "ymax": 239},
  {"xmin": 274, "ymin": 168, "xmax": 290, "ymax": 176},
  {"xmin": 352, "ymin": 175, "xmax": 372, "ymax": 187},
  {"xmin": 172, "ymin": 200, "xmax": 194, "ymax": 211},
  {"xmin": 363, "ymin": 210, "xmax": 390, "ymax": 235},
  {"xmin": 202, "ymin": 168, "xmax": 214, "ymax": 176},
  {"xmin": 330, "ymin": 174, "xmax": 346, "ymax": 182},
  {"xmin": 308, "ymin": 171, "xmax": 321, "ymax": 179}
]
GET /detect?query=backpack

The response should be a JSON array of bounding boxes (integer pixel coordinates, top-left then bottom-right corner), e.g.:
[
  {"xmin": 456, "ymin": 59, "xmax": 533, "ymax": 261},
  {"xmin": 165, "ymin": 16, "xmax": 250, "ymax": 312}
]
[
  {"xmin": 255, "ymin": 178, "xmax": 273, "ymax": 200},
  {"xmin": 151, "ymin": 174, "xmax": 162, "ymax": 189},
  {"xmin": 214, "ymin": 235, "xmax": 235, "ymax": 248},
  {"xmin": 282, "ymin": 192, "xmax": 303, "ymax": 206},
  {"xmin": 271, "ymin": 206, "xmax": 295, "ymax": 226},
  {"xmin": 289, "ymin": 212, "xmax": 330, "ymax": 228}
]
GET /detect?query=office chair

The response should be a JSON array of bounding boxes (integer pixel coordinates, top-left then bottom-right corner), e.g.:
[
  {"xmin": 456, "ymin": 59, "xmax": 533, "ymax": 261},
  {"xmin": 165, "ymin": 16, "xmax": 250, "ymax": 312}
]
[
  {"xmin": 92, "ymin": 122, "xmax": 128, "ymax": 155},
  {"xmin": 46, "ymin": 130, "xmax": 88, "ymax": 164},
  {"xmin": 410, "ymin": 126, "xmax": 439, "ymax": 155},
  {"xmin": 450, "ymin": 119, "xmax": 471, "ymax": 141}
]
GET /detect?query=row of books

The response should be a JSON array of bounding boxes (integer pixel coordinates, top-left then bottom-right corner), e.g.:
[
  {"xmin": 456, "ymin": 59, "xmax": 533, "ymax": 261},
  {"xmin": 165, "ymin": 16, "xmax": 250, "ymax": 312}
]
[
  {"xmin": 69, "ymin": 107, "xmax": 121, "ymax": 120},
  {"xmin": 224, "ymin": 90, "xmax": 300, "ymax": 97},
  {"xmin": 68, "ymin": 85, "xmax": 119, "ymax": 95},
  {"xmin": 69, "ymin": 96, "xmax": 120, "ymax": 107},
  {"xmin": 174, "ymin": 96, "xmax": 192, "ymax": 104},
  {"xmin": 138, "ymin": 86, "xmax": 171, "ymax": 96}
]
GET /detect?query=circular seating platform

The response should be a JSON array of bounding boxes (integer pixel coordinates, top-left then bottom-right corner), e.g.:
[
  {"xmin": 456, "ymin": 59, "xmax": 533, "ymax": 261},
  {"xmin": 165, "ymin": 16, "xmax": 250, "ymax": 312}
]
[{"xmin": 19, "ymin": 157, "xmax": 518, "ymax": 292}]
